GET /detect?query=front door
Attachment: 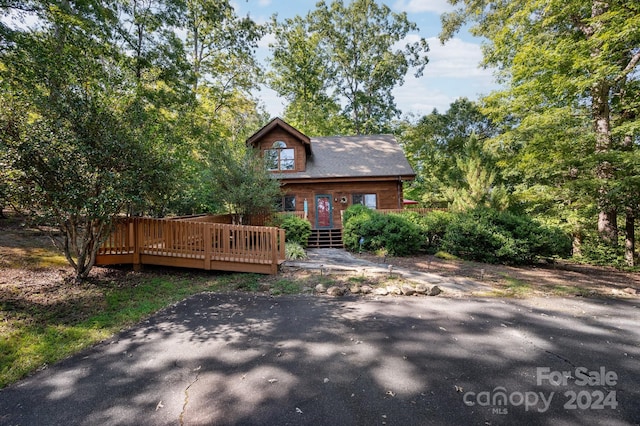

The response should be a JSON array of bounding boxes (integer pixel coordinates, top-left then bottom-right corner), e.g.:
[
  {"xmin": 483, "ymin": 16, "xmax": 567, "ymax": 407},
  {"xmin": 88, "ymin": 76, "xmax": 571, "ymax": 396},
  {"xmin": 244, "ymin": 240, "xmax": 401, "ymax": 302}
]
[{"xmin": 315, "ymin": 195, "xmax": 333, "ymax": 228}]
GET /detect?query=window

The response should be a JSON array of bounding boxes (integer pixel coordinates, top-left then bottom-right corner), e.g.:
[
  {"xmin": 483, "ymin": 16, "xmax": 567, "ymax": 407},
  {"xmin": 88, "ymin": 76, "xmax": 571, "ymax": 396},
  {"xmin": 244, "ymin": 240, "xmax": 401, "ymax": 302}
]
[
  {"xmin": 265, "ymin": 141, "xmax": 295, "ymax": 171},
  {"xmin": 276, "ymin": 195, "xmax": 296, "ymax": 212},
  {"xmin": 353, "ymin": 193, "xmax": 377, "ymax": 209},
  {"xmin": 283, "ymin": 195, "xmax": 296, "ymax": 212}
]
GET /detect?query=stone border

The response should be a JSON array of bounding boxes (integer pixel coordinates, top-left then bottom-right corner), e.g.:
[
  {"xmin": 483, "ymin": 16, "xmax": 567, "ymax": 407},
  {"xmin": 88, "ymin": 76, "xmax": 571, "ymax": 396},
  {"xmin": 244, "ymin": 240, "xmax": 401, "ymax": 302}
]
[{"xmin": 315, "ymin": 282, "xmax": 442, "ymax": 297}]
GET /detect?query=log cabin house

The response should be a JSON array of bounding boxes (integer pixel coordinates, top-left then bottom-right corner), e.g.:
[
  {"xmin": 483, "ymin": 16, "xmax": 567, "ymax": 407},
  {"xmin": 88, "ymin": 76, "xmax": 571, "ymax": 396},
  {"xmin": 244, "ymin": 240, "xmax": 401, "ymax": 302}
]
[{"xmin": 246, "ymin": 118, "xmax": 416, "ymax": 248}]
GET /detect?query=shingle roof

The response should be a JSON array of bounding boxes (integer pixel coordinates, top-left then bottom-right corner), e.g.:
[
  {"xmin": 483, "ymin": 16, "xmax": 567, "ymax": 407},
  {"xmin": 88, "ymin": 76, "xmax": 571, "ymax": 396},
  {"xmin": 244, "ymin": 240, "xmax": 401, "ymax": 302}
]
[{"xmin": 273, "ymin": 134, "xmax": 415, "ymax": 180}]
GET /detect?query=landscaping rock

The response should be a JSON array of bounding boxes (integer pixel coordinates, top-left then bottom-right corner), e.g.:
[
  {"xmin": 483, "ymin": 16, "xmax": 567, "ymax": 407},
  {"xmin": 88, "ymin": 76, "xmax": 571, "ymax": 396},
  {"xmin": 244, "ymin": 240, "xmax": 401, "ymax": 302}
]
[
  {"xmin": 401, "ymin": 284, "xmax": 415, "ymax": 296},
  {"xmin": 327, "ymin": 286, "xmax": 345, "ymax": 297},
  {"xmin": 259, "ymin": 283, "xmax": 271, "ymax": 292},
  {"xmin": 315, "ymin": 284, "xmax": 327, "ymax": 293},
  {"xmin": 360, "ymin": 285, "xmax": 373, "ymax": 294},
  {"xmin": 373, "ymin": 287, "xmax": 389, "ymax": 296},
  {"xmin": 429, "ymin": 285, "xmax": 442, "ymax": 296},
  {"xmin": 387, "ymin": 285, "xmax": 402, "ymax": 295},
  {"xmin": 414, "ymin": 283, "xmax": 428, "ymax": 294}
]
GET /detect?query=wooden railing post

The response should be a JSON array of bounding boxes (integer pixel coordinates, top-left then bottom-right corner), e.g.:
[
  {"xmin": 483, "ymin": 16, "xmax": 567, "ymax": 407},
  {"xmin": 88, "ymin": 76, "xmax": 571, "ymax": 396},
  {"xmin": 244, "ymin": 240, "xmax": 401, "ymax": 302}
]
[
  {"xmin": 204, "ymin": 224, "xmax": 212, "ymax": 270},
  {"xmin": 133, "ymin": 218, "xmax": 142, "ymax": 271},
  {"xmin": 270, "ymin": 227, "xmax": 278, "ymax": 275}
]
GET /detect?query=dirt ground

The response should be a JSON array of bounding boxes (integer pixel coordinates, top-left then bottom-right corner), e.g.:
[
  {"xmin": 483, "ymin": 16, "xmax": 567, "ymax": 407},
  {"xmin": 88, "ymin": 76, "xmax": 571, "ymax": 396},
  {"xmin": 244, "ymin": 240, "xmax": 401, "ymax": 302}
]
[
  {"xmin": 356, "ymin": 252, "xmax": 640, "ymax": 298},
  {"xmin": 1, "ymin": 214, "xmax": 639, "ymax": 301}
]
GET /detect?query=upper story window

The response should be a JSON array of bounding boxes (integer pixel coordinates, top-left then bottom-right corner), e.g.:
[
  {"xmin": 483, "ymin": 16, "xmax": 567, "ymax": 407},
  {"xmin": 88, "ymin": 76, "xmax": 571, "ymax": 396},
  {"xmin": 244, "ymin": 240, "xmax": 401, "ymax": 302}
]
[{"xmin": 265, "ymin": 141, "xmax": 295, "ymax": 171}]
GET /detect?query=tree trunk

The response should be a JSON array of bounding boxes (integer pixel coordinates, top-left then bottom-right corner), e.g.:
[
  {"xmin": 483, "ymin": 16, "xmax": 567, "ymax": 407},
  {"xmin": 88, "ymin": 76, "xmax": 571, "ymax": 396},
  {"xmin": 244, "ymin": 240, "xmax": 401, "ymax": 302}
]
[
  {"xmin": 572, "ymin": 231, "xmax": 582, "ymax": 257},
  {"xmin": 592, "ymin": 79, "xmax": 618, "ymax": 244},
  {"xmin": 590, "ymin": 2, "xmax": 618, "ymax": 245},
  {"xmin": 625, "ymin": 210, "xmax": 635, "ymax": 267}
]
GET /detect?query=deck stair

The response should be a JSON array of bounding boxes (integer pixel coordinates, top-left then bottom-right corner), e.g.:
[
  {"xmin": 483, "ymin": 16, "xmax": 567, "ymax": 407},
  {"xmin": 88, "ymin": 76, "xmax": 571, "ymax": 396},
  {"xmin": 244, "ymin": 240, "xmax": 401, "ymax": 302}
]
[{"xmin": 308, "ymin": 229, "xmax": 343, "ymax": 248}]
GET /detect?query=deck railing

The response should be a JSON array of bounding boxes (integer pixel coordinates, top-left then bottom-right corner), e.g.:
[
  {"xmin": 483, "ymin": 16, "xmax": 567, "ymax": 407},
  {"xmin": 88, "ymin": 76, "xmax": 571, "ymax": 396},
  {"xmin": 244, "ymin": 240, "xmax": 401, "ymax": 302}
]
[
  {"xmin": 376, "ymin": 208, "xmax": 447, "ymax": 215},
  {"xmin": 97, "ymin": 217, "xmax": 285, "ymax": 275}
]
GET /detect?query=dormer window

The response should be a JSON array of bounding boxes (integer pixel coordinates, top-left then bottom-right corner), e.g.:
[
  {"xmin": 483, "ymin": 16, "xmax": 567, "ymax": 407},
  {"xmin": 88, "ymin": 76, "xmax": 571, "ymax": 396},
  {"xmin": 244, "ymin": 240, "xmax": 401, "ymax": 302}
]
[{"xmin": 265, "ymin": 141, "xmax": 295, "ymax": 171}]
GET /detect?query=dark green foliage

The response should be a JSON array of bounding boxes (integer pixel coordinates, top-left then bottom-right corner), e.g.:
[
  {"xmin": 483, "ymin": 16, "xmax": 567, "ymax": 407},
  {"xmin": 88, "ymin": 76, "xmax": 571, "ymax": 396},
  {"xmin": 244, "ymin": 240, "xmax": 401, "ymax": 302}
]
[
  {"xmin": 280, "ymin": 215, "xmax": 312, "ymax": 248},
  {"xmin": 342, "ymin": 206, "xmax": 422, "ymax": 256},
  {"xmin": 402, "ymin": 210, "xmax": 453, "ymax": 254},
  {"xmin": 440, "ymin": 209, "xmax": 571, "ymax": 264},
  {"xmin": 344, "ymin": 205, "xmax": 570, "ymax": 264},
  {"xmin": 574, "ymin": 230, "xmax": 638, "ymax": 269}
]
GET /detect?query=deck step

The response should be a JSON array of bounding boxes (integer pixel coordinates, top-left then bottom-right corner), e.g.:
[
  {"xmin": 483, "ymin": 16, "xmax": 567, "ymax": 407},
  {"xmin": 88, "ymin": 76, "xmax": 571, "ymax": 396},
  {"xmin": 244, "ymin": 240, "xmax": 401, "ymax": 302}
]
[{"xmin": 308, "ymin": 229, "xmax": 343, "ymax": 249}]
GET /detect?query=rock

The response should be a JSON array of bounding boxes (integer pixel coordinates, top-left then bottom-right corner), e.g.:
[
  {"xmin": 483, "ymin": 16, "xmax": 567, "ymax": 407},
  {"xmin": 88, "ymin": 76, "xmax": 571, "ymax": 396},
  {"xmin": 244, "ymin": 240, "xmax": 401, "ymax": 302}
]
[
  {"xmin": 401, "ymin": 284, "xmax": 415, "ymax": 296},
  {"xmin": 429, "ymin": 285, "xmax": 442, "ymax": 296},
  {"xmin": 414, "ymin": 283, "xmax": 428, "ymax": 294},
  {"xmin": 350, "ymin": 284, "xmax": 361, "ymax": 294},
  {"xmin": 387, "ymin": 285, "xmax": 402, "ymax": 295},
  {"xmin": 374, "ymin": 287, "xmax": 389, "ymax": 296},
  {"xmin": 623, "ymin": 287, "xmax": 639, "ymax": 295},
  {"xmin": 327, "ymin": 286, "xmax": 345, "ymax": 296},
  {"xmin": 315, "ymin": 284, "xmax": 327, "ymax": 293},
  {"xmin": 360, "ymin": 285, "xmax": 373, "ymax": 294}
]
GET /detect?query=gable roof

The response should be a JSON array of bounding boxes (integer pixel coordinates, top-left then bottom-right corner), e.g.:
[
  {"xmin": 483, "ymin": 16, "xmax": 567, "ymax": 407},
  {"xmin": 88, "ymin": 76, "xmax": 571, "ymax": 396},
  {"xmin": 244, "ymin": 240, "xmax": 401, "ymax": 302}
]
[
  {"xmin": 246, "ymin": 117, "xmax": 312, "ymax": 155},
  {"xmin": 272, "ymin": 134, "xmax": 415, "ymax": 181}
]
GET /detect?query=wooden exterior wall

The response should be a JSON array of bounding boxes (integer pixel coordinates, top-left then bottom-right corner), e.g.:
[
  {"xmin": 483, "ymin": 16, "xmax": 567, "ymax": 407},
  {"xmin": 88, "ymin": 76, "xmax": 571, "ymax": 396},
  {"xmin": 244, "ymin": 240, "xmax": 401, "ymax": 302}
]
[
  {"xmin": 253, "ymin": 128, "xmax": 307, "ymax": 173},
  {"xmin": 280, "ymin": 179, "xmax": 403, "ymax": 229}
]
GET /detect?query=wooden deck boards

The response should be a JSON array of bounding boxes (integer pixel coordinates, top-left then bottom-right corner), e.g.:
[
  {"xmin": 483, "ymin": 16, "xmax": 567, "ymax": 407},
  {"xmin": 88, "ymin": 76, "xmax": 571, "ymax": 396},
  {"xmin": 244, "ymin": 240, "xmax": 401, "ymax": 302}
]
[{"xmin": 96, "ymin": 218, "xmax": 285, "ymax": 275}]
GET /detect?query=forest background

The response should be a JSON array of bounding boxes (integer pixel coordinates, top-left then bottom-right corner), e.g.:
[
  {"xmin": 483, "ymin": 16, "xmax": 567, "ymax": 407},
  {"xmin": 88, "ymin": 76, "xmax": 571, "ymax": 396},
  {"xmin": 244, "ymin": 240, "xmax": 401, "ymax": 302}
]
[{"xmin": 1, "ymin": 0, "xmax": 638, "ymax": 279}]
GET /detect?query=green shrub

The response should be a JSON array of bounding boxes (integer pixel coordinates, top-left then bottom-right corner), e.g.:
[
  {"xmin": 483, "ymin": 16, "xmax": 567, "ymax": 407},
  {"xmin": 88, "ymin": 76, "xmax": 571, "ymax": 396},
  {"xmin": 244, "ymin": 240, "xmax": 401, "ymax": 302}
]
[
  {"xmin": 285, "ymin": 242, "xmax": 307, "ymax": 260},
  {"xmin": 342, "ymin": 205, "xmax": 422, "ymax": 256},
  {"xmin": 402, "ymin": 210, "xmax": 453, "ymax": 253},
  {"xmin": 440, "ymin": 208, "xmax": 571, "ymax": 264},
  {"xmin": 575, "ymin": 233, "xmax": 628, "ymax": 268},
  {"xmin": 280, "ymin": 215, "xmax": 312, "ymax": 248}
]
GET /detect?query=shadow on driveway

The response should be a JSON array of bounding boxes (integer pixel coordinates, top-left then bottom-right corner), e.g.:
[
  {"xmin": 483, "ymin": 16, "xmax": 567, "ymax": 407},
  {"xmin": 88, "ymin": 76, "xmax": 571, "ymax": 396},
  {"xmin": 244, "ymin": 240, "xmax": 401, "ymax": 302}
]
[{"xmin": 0, "ymin": 293, "xmax": 638, "ymax": 425}]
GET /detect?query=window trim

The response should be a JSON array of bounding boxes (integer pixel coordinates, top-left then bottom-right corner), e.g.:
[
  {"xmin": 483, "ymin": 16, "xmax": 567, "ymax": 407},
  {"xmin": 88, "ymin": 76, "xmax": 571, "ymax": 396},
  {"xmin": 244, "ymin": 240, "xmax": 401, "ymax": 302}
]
[
  {"xmin": 265, "ymin": 140, "xmax": 295, "ymax": 171},
  {"xmin": 352, "ymin": 193, "xmax": 377, "ymax": 209}
]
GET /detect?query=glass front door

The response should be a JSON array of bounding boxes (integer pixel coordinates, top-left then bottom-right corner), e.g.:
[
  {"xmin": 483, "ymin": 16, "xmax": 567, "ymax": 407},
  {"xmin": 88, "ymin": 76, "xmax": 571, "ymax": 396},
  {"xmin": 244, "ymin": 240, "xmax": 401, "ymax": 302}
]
[{"xmin": 315, "ymin": 195, "xmax": 332, "ymax": 228}]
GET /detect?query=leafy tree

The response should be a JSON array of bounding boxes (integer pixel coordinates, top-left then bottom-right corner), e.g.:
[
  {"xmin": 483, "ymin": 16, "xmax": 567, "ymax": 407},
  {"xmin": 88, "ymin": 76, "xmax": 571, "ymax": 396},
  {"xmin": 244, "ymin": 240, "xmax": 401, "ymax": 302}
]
[
  {"xmin": 269, "ymin": 0, "xmax": 429, "ymax": 134},
  {"xmin": 208, "ymin": 142, "xmax": 282, "ymax": 224},
  {"xmin": 399, "ymin": 98, "xmax": 502, "ymax": 208},
  {"xmin": 444, "ymin": 136, "xmax": 509, "ymax": 212},
  {"xmin": 267, "ymin": 15, "xmax": 348, "ymax": 136},
  {"xmin": 441, "ymin": 0, "xmax": 640, "ymax": 250},
  {"xmin": 311, "ymin": 0, "xmax": 428, "ymax": 134},
  {"xmin": 0, "ymin": 0, "xmax": 177, "ymax": 279},
  {"xmin": 184, "ymin": 0, "xmax": 263, "ymax": 110}
]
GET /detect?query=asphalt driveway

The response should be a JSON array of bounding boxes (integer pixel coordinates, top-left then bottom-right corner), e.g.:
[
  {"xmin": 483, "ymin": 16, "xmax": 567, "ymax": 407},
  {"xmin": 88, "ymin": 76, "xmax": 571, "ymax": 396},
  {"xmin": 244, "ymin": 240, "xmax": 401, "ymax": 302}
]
[{"xmin": 0, "ymin": 293, "xmax": 639, "ymax": 425}]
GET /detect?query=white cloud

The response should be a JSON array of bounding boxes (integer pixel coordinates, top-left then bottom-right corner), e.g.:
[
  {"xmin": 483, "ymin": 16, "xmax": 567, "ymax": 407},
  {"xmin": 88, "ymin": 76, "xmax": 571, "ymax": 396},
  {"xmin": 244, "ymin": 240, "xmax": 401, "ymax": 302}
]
[
  {"xmin": 258, "ymin": 0, "xmax": 272, "ymax": 6},
  {"xmin": 257, "ymin": 32, "xmax": 276, "ymax": 49},
  {"xmin": 392, "ymin": 37, "xmax": 499, "ymax": 115},
  {"xmin": 393, "ymin": 77, "xmax": 454, "ymax": 115},
  {"xmin": 423, "ymin": 37, "xmax": 490, "ymax": 78},
  {"xmin": 393, "ymin": 0, "xmax": 454, "ymax": 14}
]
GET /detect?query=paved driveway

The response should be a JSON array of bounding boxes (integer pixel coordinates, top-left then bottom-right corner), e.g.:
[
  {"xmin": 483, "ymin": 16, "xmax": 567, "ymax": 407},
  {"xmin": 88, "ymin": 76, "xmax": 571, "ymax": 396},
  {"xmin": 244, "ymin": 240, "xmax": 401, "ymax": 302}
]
[{"xmin": 1, "ymin": 292, "xmax": 638, "ymax": 425}]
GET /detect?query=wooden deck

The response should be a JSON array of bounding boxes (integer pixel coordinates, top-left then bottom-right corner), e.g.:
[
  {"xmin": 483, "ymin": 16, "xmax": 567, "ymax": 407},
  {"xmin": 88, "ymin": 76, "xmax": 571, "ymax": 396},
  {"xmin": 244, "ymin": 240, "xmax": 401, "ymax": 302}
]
[{"xmin": 96, "ymin": 218, "xmax": 285, "ymax": 275}]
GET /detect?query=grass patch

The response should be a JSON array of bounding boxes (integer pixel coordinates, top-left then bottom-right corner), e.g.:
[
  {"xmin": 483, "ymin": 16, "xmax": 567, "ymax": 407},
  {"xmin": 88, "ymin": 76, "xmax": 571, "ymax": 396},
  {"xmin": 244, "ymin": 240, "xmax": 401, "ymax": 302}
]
[
  {"xmin": 0, "ymin": 246, "xmax": 68, "ymax": 269},
  {"xmin": 270, "ymin": 278, "xmax": 304, "ymax": 295},
  {"xmin": 434, "ymin": 251, "xmax": 459, "ymax": 261},
  {"xmin": 0, "ymin": 270, "xmax": 234, "ymax": 389},
  {"xmin": 550, "ymin": 285, "xmax": 592, "ymax": 297},
  {"xmin": 502, "ymin": 276, "xmax": 532, "ymax": 297}
]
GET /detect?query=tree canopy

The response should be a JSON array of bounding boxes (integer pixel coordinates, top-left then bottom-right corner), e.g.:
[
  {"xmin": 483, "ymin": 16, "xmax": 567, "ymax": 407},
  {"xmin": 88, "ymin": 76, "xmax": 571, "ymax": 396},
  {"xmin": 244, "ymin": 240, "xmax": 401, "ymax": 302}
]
[{"xmin": 268, "ymin": 0, "xmax": 429, "ymax": 135}]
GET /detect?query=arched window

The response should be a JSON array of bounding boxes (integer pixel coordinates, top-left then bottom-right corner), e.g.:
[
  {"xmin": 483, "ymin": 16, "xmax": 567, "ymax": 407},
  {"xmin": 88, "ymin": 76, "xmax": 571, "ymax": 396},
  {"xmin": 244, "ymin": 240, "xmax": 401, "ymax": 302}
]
[{"xmin": 265, "ymin": 141, "xmax": 295, "ymax": 171}]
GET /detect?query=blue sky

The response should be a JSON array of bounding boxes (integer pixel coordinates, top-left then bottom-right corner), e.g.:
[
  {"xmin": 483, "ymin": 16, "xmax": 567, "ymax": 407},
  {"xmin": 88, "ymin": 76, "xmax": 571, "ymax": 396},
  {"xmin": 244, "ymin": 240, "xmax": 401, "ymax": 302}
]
[{"xmin": 232, "ymin": 0, "xmax": 500, "ymax": 118}]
